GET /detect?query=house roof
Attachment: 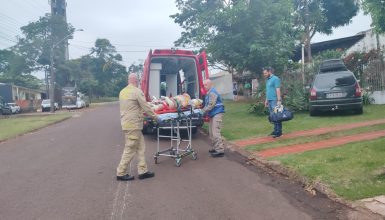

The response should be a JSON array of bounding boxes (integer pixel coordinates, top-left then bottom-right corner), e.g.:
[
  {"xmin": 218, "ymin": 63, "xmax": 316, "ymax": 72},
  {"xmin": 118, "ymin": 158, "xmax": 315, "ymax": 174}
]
[
  {"xmin": 292, "ymin": 32, "xmax": 366, "ymax": 61},
  {"xmin": 0, "ymin": 82, "xmax": 45, "ymax": 93}
]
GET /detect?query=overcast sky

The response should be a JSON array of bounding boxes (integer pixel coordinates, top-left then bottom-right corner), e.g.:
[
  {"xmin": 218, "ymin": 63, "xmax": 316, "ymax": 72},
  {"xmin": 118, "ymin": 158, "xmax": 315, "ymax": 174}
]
[{"xmin": 0, "ymin": 0, "xmax": 373, "ymax": 69}]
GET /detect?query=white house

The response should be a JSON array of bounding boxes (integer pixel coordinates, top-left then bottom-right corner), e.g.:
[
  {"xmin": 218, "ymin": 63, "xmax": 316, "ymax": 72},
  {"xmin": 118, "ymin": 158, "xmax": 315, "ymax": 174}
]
[
  {"xmin": 345, "ymin": 29, "xmax": 385, "ymax": 55},
  {"xmin": 209, "ymin": 71, "xmax": 233, "ymax": 100}
]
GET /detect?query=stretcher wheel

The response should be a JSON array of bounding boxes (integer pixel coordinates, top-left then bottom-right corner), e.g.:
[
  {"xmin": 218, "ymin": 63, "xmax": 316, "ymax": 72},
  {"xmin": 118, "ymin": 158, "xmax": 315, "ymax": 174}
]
[
  {"xmin": 154, "ymin": 156, "xmax": 158, "ymax": 164},
  {"xmin": 191, "ymin": 152, "xmax": 197, "ymax": 160},
  {"xmin": 175, "ymin": 158, "xmax": 182, "ymax": 167}
]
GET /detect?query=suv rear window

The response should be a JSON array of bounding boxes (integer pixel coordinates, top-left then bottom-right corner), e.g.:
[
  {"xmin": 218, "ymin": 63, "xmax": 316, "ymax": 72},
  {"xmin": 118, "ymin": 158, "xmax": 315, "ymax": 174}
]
[{"xmin": 314, "ymin": 72, "xmax": 356, "ymax": 89}]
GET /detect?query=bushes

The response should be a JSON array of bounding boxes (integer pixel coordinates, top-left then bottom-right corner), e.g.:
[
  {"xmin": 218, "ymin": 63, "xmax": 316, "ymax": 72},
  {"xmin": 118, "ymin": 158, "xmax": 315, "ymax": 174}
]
[
  {"xmin": 248, "ymin": 78, "xmax": 309, "ymax": 115},
  {"xmin": 248, "ymin": 82, "xmax": 269, "ymax": 115},
  {"xmin": 362, "ymin": 90, "xmax": 375, "ymax": 105},
  {"xmin": 283, "ymin": 82, "xmax": 309, "ymax": 112}
]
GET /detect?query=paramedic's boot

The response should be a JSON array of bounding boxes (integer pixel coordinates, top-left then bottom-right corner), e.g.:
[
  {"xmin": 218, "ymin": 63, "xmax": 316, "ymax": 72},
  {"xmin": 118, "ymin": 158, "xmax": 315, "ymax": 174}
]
[
  {"xmin": 209, "ymin": 149, "xmax": 216, "ymax": 153},
  {"xmin": 117, "ymin": 174, "xmax": 135, "ymax": 181},
  {"xmin": 211, "ymin": 151, "xmax": 224, "ymax": 157},
  {"xmin": 138, "ymin": 171, "xmax": 155, "ymax": 180}
]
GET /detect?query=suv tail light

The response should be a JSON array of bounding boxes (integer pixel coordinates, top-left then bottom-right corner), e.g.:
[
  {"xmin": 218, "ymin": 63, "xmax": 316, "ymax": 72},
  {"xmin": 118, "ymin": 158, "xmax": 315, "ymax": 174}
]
[
  {"xmin": 310, "ymin": 88, "xmax": 317, "ymax": 100},
  {"xmin": 355, "ymin": 83, "xmax": 362, "ymax": 97}
]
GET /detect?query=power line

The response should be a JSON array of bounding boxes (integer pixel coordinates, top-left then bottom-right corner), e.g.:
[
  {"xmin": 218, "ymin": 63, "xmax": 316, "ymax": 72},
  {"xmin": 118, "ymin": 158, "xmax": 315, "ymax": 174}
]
[
  {"xmin": 0, "ymin": 35, "xmax": 18, "ymax": 44},
  {"xmin": 12, "ymin": 0, "xmax": 47, "ymax": 20},
  {"xmin": 0, "ymin": 12, "xmax": 24, "ymax": 26},
  {"xmin": 70, "ymin": 40, "xmax": 174, "ymax": 48},
  {"xmin": 0, "ymin": 32, "xmax": 18, "ymax": 42}
]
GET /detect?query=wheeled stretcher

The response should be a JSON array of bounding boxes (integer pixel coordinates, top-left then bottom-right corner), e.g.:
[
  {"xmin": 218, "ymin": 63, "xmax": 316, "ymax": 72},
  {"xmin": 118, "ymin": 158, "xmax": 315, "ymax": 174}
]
[{"xmin": 154, "ymin": 108, "xmax": 203, "ymax": 167}]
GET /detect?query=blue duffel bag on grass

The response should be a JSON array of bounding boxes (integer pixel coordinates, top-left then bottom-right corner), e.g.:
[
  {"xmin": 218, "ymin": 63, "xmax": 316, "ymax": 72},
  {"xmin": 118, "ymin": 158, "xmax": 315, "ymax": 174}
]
[{"xmin": 268, "ymin": 105, "xmax": 294, "ymax": 123}]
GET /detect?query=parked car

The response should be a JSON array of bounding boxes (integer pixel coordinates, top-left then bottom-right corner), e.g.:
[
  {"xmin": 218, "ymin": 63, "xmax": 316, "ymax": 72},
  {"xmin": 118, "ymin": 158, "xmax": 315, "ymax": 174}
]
[
  {"xmin": 309, "ymin": 59, "xmax": 363, "ymax": 116},
  {"xmin": 76, "ymin": 98, "xmax": 86, "ymax": 109},
  {"xmin": 0, "ymin": 102, "xmax": 12, "ymax": 115},
  {"xmin": 41, "ymin": 99, "xmax": 59, "ymax": 112},
  {"xmin": 7, "ymin": 103, "xmax": 20, "ymax": 114}
]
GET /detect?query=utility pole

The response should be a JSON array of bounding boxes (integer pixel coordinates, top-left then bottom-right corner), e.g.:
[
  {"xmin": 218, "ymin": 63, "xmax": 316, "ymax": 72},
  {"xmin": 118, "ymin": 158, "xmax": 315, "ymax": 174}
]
[
  {"xmin": 49, "ymin": 0, "xmax": 68, "ymax": 113},
  {"xmin": 49, "ymin": 29, "xmax": 83, "ymax": 113},
  {"xmin": 49, "ymin": 43, "xmax": 55, "ymax": 113},
  {"xmin": 50, "ymin": 0, "xmax": 69, "ymax": 60}
]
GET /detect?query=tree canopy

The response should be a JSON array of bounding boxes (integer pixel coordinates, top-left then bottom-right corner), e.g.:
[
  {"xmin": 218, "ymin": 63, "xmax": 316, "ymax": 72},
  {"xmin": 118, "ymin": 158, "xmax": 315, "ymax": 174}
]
[
  {"xmin": 293, "ymin": 0, "xmax": 359, "ymax": 61},
  {"xmin": 172, "ymin": 0, "xmax": 359, "ymax": 68},
  {"xmin": 362, "ymin": 0, "xmax": 385, "ymax": 33},
  {"xmin": 171, "ymin": 0, "xmax": 297, "ymax": 74}
]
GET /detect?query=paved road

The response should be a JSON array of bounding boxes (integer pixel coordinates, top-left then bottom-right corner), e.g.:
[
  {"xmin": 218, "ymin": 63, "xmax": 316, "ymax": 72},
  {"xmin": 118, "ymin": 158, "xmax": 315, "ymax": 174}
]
[{"xmin": 0, "ymin": 103, "xmax": 358, "ymax": 220}]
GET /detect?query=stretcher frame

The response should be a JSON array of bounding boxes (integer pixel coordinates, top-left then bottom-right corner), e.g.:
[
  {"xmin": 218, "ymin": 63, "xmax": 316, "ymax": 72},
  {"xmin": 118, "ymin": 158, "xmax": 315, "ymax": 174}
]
[{"xmin": 154, "ymin": 110, "xmax": 198, "ymax": 167}]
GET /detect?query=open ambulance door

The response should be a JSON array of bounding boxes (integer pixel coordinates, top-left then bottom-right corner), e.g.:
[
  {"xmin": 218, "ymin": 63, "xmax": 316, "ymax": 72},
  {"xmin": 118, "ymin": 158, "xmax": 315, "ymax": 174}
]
[
  {"xmin": 198, "ymin": 51, "xmax": 209, "ymax": 98},
  {"xmin": 142, "ymin": 50, "xmax": 152, "ymax": 101}
]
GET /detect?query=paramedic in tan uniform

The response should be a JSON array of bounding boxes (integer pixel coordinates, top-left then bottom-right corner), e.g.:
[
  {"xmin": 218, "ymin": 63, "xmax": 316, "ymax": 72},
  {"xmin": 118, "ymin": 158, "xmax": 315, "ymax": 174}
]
[{"xmin": 116, "ymin": 73, "xmax": 158, "ymax": 181}]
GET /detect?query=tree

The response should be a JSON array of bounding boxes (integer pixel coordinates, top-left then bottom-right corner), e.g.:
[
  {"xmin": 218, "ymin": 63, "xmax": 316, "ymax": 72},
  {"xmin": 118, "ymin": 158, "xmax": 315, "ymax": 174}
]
[
  {"xmin": 14, "ymin": 14, "xmax": 74, "ymax": 72},
  {"xmin": 171, "ymin": 0, "xmax": 297, "ymax": 74},
  {"xmin": 361, "ymin": 0, "xmax": 385, "ymax": 33},
  {"xmin": 294, "ymin": 0, "xmax": 359, "ymax": 62},
  {"xmin": 0, "ymin": 49, "xmax": 43, "ymax": 89},
  {"xmin": 77, "ymin": 39, "xmax": 127, "ymax": 97},
  {"xmin": 0, "ymin": 14, "xmax": 74, "ymax": 89}
]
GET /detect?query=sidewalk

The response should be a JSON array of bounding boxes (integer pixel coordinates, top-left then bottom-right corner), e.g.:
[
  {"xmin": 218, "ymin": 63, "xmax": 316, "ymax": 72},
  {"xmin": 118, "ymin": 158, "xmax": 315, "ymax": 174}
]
[{"xmin": 360, "ymin": 196, "xmax": 385, "ymax": 217}]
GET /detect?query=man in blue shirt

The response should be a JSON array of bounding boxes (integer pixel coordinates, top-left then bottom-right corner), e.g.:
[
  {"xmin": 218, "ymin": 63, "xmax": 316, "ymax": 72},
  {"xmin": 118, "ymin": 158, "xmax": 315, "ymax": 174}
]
[{"xmin": 263, "ymin": 67, "xmax": 282, "ymax": 138}]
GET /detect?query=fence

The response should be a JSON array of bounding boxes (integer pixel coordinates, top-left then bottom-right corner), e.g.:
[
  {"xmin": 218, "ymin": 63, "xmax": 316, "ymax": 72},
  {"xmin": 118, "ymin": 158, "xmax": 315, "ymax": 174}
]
[{"xmin": 361, "ymin": 59, "xmax": 385, "ymax": 92}]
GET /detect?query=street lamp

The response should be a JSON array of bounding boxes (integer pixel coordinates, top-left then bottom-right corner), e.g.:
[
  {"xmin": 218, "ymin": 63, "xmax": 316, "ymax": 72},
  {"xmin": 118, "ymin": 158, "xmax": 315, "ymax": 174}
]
[{"xmin": 49, "ymin": 29, "xmax": 83, "ymax": 113}]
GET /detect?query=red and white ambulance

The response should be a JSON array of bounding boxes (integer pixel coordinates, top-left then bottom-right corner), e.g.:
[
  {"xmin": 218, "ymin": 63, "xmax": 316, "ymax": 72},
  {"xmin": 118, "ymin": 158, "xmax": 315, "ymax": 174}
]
[{"xmin": 140, "ymin": 49, "xmax": 210, "ymax": 134}]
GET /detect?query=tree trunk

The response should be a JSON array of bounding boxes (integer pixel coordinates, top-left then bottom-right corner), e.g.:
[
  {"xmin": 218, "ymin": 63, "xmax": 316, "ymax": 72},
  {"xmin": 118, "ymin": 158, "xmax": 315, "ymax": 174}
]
[{"xmin": 304, "ymin": 0, "xmax": 312, "ymax": 63}]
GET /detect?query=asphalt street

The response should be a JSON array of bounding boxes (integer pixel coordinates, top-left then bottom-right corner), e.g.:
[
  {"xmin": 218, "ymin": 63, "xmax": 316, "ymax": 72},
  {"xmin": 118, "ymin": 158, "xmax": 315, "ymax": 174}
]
[{"xmin": 0, "ymin": 103, "xmax": 361, "ymax": 220}]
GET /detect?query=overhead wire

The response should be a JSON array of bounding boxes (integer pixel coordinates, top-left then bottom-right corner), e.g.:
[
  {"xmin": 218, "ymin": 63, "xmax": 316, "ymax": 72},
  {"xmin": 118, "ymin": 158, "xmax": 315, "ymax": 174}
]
[{"xmin": 0, "ymin": 1, "xmax": 49, "ymax": 48}]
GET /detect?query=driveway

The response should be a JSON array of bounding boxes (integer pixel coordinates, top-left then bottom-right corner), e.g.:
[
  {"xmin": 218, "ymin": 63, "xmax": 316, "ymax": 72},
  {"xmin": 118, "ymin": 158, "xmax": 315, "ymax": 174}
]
[{"xmin": 0, "ymin": 103, "xmax": 357, "ymax": 219}]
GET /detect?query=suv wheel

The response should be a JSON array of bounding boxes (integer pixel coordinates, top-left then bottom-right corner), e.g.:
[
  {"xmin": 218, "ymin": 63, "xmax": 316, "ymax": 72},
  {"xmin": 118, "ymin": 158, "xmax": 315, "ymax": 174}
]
[
  {"xmin": 355, "ymin": 107, "xmax": 363, "ymax": 115},
  {"xmin": 309, "ymin": 109, "xmax": 318, "ymax": 116}
]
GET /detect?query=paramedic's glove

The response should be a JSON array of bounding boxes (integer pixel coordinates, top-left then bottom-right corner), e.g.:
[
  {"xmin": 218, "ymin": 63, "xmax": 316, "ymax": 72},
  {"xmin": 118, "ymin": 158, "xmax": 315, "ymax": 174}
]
[{"xmin": 153, "ymin": 115, "xmax": 159, "ymax": 124}]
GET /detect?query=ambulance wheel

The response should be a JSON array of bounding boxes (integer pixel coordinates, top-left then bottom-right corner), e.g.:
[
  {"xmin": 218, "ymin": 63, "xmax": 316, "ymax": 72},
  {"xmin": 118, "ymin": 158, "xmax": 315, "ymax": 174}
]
[
  {"xmin": 175, "ymin": 158, "xmax": 182, "ymax": 167},
  {"xmin": 191, "ymin": 152, "xmax": 197, "ymax": 160}
]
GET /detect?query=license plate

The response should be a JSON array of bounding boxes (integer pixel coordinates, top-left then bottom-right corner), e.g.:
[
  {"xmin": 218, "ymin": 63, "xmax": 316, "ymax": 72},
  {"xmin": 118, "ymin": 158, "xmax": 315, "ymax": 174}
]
[{"xmin": 326, "ymin": 92, "xmax": 346, "ymax": 98}]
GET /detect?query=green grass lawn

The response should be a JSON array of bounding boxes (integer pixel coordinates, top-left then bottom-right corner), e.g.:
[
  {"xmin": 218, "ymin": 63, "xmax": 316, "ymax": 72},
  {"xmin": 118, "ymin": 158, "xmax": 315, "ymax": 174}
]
[
  {"xmin": 0, "ymin": 113, "xmax": 71, "ymax": 141},
  {"xmin": 223, "ymin": 100, "xmax": 385, "ymax": 201},
  {"xmin": 222, "ymin": 100, "xmax": 385, "ymax": 141},
  {"xmin": 274, "ymin": 138, "xmax": 385, "ymax": 200}
]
